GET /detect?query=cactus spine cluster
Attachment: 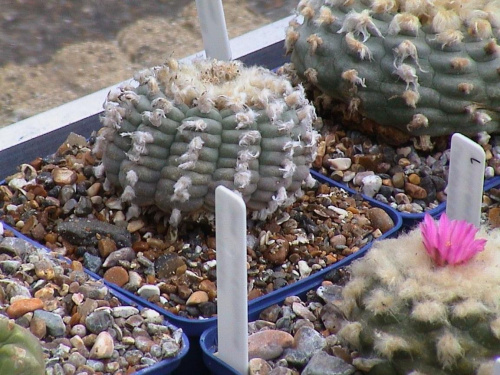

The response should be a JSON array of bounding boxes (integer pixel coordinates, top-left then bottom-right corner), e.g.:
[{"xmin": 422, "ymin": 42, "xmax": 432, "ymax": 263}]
[
  {"xmin": 0, "ymin": 317, "xmax": 45, "ymax": 375},
  {"xmin": 95, "ymin": 59, "xmax": 318, "ymax": 226},
  {"xmin": 336, "ymin": 228, "xmax": 500, "ymax": 374},
  {"xmin": 287, "ymin": 0, "xmax": 500, "ymax": 148}
]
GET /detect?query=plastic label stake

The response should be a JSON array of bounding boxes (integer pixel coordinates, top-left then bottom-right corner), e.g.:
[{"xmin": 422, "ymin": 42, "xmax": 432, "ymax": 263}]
[
  {"xmin": 446, "ymin": 133, "xmax": 485, "ymax": 227},
  {"xmin": 215, "ymin": 186, "xmax": 248, "ymax": 374},
  {"xmin": 495, "ymin": 358, "xmax": 500, "ymax": 375},
  {"xmin": 195, "ymin": 0, "xmax": 232, "ymax": 60}
]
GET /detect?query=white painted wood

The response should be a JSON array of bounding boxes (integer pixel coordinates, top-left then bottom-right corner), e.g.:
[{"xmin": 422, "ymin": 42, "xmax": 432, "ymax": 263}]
[
  {"xmin": 215, "ymin": 186, "xmax": 248, "ymax": 375},
  {"xmin": 446, "ymin": 133, "xmax": 485, "ymax": 227}
]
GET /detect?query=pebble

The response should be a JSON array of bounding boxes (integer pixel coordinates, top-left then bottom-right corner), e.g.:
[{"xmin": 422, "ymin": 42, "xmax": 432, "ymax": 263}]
[
  {"xmin": 89, "ymin": 331, "xmax": 114, "ymax": 359},
  {"xmin": 33, "ymin": 310, "xmax": 66, "ymax": 337},
  {"xmin": 103, "ymin": 266, "xmax": 129, "ymax": 287},
  {"xmin": 6, "ymin": 297, "xmax": 44, "ymax": 319},
  {"xmin": 302, "ymin": 351, "xmax": 355, "ymax": 375},
  {"xmin": 186, "ymin": 290, "xmax": 209, "ymax": 306},
  {"xmin": 327, "ymin": 158, "xmax": 351, "ymax": 171},
  {"xmin": 361, "ymin": 175, "xmax": 382, "ymax": 198},
  {"xmin": 248, "ymin": 330, "xmax": 294, "ymax": 360},
  {"xmin": 249, "ymin": 358, "xmax": 272, "ymax": 375},
  {"xmin": 367, "ymin": 207, "xmax": 395, "ymax": 234},
  {"xmin": 137, "ymin": 285, "xmax": 160, "ymax": 300}
]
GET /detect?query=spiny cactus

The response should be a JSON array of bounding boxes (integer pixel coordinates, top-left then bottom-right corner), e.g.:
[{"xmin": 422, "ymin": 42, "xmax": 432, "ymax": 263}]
[
  {"xmin": 0, "ymin": 317, "xmax": 45, "ymax": 375},
  {"xmin": 287, "ymin": 0, "xmax": 500, "ymax": 149},
  {"xmin": 335, "ymin": 219, "xmax": 500, "ymax": 375},
  {"xmin": 94, "ymin": 59, "xmax": 318, "ymax": 226}
]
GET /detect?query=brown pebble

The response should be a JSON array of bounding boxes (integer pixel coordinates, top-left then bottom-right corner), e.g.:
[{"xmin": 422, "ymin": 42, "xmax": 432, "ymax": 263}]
[
  {"xmin": 177, "ymin": 285, "xmax": 193, "ymax": 300},
  {"xmin": 248, "ymin": 330, "xmax": 294, "ymax": 360},
  {"xmin": 52, "ymin": 167, "xmax": 77, "ymax": 185},
  {"xmin": 367, "ymin": 207, "xmax": 395, "ymax": 234},
  {"xmin": 262, "ymin": 237, "xmax": 289, "ymax": 265},
  {"xmin": 186, "ymin": 290, "xmax": 209, "ymax": 306},
  {"xmin": 7, "ymin": 298, "xmax": 44, "ymax": 319},
  {"xmin": 408, "ymin": 173, "xmax": 421, "ymax": 185},
  {"xmin": 489, "ymin": 207, "xmax": 500, "ymax": 228},
  {"xmin": 392, "ymin": 172, "xmax": 405, "ymax": 189},
  {"xmin": 199, "ymin": 280, "xmax": 217, "ymax": 300},
  {"xmin": 103, "ymin": 266, "xmax": 130, "ymax": 287},
  {"xmin": 405, "ymin": 182, "xmax": 427, "ymax": 199},
  {"xmin": 248, "ymin": 289, "xmax": 264, "ymax": 301},
  {"xmin": 30, "ymin": 316, "xmax": 47, "ymax": 339},
  {"xmin": 98, "ymin": 237, "xmax": 117, "ymax": 258}
]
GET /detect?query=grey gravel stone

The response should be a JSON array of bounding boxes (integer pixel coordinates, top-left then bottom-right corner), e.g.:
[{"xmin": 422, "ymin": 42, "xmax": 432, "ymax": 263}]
[
  {"xmin": 302, "ymin": 351, "xmax": 355, "ymax": 375},
  {"xmin": 34, "ymin": 310, "xmax": 66, "ymax": 337}
]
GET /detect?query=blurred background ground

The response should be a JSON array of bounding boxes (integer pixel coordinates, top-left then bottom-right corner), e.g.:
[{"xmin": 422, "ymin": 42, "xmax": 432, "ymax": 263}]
[{"xmin": 0, "ymin": 0, "xmax": 297, "ymax": 128}]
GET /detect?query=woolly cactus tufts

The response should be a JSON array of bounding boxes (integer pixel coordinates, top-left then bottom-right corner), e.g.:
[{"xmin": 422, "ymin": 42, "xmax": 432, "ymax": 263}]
[
  {"xmin": 0, "ymin": 317, "xmax": 45, "ymax": 375},
  {"xmin": 95, "ymin": 59, "xmax": 318, "ymax": 226},
  {"xmin": 287, "ymin": 0, "xmax": 500, "ymax": 148},
  {"xmin": 335, "ymin": 218, "xmax": 500, "ymax": 374}
]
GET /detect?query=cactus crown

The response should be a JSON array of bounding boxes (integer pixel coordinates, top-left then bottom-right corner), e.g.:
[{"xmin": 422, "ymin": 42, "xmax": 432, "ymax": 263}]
[
  {"xmin": 338, "ymin": 226, "xmax": 500, "ymax": 374},
  {"xmin": 96, "ymin": 59, "xmax": 319, "ymax": 226},
  {"xmin": 288, "ymin": 0, "xmax": 500, "ymax": 148}
]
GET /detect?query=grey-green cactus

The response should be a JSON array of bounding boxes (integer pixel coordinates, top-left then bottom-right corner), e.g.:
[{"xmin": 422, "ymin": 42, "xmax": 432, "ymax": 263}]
[
  {"xmin": 94, "ymin": 59, "xmax": 318, "ymax": 226},
  {"xmin": 287, "ymin": 0, "xmax": 500, "ymax": 149},
  {"xmin": 335, "ymin": 227, "xmax": 500, "ymax": 375},
  {"xmin": 0, "ymin": 317, "xmax": 45, "ymax": 375}
]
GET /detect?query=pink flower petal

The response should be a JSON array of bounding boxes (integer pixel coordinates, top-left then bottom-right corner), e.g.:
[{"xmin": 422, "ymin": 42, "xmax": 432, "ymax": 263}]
[{"xmin": 419, "ymin": 213, "xmax": 486, "ymax": 266}]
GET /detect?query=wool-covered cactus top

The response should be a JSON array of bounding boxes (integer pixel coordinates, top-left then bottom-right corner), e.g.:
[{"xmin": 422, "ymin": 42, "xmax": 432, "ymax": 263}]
[
  {"xmin": 287, "ymin": 0, "xmax": 500, "ymax": 148},
  {"xmin": 94, "ymin": 59, "xmax": 319, "ymax": 227}
]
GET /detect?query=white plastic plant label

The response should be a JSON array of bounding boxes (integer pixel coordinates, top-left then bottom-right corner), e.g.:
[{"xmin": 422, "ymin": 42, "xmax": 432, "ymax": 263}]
[
  {"xmin": 195, "ymin": 0, "xmax": 232, "ymax": 60},
  {"xmin": 446, "ymin": 133, "xmax": 485, "ymax": 228},
  {"xmin": 215, "ymin": 186, "xmax": 248, "ymax": 374}
]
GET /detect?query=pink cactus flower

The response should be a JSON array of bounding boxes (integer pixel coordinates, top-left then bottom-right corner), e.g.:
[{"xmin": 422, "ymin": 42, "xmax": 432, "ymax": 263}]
[{"xmin": 419, "ymin": 213, "xmax": 487, "ymax": 266}]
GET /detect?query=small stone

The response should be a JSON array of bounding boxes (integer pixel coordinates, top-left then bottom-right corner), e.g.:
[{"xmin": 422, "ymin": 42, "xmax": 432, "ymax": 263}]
[
  {"xmin": 134, "ymin": 335, "xmax": 155, "ymax": 352},
  {"xmin": 405, "ymin": 182, "xmax": 427, "ymax": 199},
  {"xmin": 127, "ymin": 219, "xmax": 145, "ymax": 233},
  {"xmin": 33, "ymin": 310, "xmax": 65, "ymax": 337},
  {"xmin": 248, "ymin": 330, "xmax": 294, "ymax": 360},
  {"xmin": 102, "ymin": 247, "xmax": 136, "ymax": 267},
  {"xmin": 298, "ymin": 260, "xmax": 312, "ymax": 279},
  {"xmin": 327, "ymin": 158, "xmax": 352, "ymax": 171},
  {"xmin": 155, "ymin": 254, "xmax": 186, "ymax": 279},
  {"xmin": 98, "ymin": 237, "xmax": 117, "ymax": 258},
  {"xmin": 367, "ymin": 207, "xmax": 395, "ymax": 234},
  {"xmin": 112, "ymin": 306, "xmax": 140, "ymax": 319},
  {"xmin": 186, "ymin": 290, "xmax": 209, "ymax": 306},
  {"xmin": 70, "ymin": 324, "xmax": 87, "ymax": 337},
  {"xmin": 292, "ymin": 302, "xmax": 316, "ymax": 322},
  {"xmin": 198, "ymin": 279, "xmax": 217, "ymax": 300},
  {"xmin": 137, "ymin": 285, "xmax": 160, "ymax": 300},
  {"xmin": 89, "ymin": 331, "xmax": 114, "ymax": 359},
  {"xmin": 86, "ymin": 309, "xmax": 113, "ymax": 334},
  {"xmin": 361, "ymin": 175, "xmax": 382, "ymax": 198},
  {"xmin": 293, "ymin": 326, "xmax": 327, "ymax": 359},
  {"xmin": 52, "ymin": 167, "xmax": 77, "ymax": 185},
  {"xmin": 249, "ymin": 358, "xmax": 272, "ymax": 375},
  {"xmin": 6, "ymin": 297, "xmax": 44, "ymax": 319},
  {"xmin": 489, "ymin": 207, "xmax": 500, "ymax": 228},
  {"xmin": 392, "ymin": 172, "xmax": 405, "ymax": 189},
  {"xmin": 259, "ymin": 304, "xmax": 282, "ymax": 323},
  {"xmin": 353, "ymin": 171, "xmax": 374, "ymax": 186},
  {"xmin": 82, "ymin": 252, "xmax": 102, "ymax": 274},
  {"xmin": 30, "ymin": 315, "xmax": 47, "ymax": 339},
  {"xmin": 103, "ymin": 266, "xmax": 129, "ymax": 287},
  {"xmin": 408, "ymin": 173, "xmax": 420, "ymax": 185},
  {"xmin": 302, "ymin": 351, "xmax": 355, "ymax": 375}
]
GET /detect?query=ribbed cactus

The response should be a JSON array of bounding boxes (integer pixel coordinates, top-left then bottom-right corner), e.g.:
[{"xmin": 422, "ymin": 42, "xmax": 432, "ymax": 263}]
[
  {"xmin": 0, "ymin": 317, "xmax": 45, "ymax": 375},
  {"xmin": 94, "ymin": 59, "xmax": 318, "ymax": 226},
  {"xmin": 336, "ymin": 224, "xmax": 500, "ymax": 374},
  {"xmin": 287, "ymin": 0, "xmax": 500, "ymax": 148}
]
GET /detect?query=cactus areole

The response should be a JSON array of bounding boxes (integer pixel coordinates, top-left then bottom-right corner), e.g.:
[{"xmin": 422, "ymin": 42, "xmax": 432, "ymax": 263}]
[
  {"xmin": 95, "ymin": 59, "xmax": 318, "ymax": 226},
  {"xmin": 288, "ymin": 0, "xmax": 500, "ymax": 147}
]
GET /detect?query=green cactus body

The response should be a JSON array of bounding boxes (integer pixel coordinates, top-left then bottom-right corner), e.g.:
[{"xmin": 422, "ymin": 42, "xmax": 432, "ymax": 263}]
[
  {"xmin": 0, "ymin": 317, "xmax": 45, "ymax": 375},
  {"xmin": 336, "ymin": 228, "xmax": 500, "ymax": 374},
  {"xmin": 287, "ymin": 0, "xmax": 500, "ymax": 146},
  {"xmin": 95, "ymin": 59, "xmax": 318, "ymax": 226}
]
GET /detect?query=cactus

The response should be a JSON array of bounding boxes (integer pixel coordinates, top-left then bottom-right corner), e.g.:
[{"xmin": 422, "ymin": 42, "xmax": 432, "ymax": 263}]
[
  {"xmin": 0, "ymin": 317, "xmax": 45, "ymax": 375},
  {"xmin": 287, "ymin": 0, "xmax": 500, "ymax": 149},
  {"xmin": 335, "ymin": 216, "xmax": 500, "ymax": 374},
  {"xmin": 94, "ymin": 59, "xmax": 318, "ymax": 226}
]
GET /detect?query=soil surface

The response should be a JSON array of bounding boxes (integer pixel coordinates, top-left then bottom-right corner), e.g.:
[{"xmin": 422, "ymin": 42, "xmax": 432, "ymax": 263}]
[{"xmin": 0, "ymin": 0, "xmax": 297, "ymax": 128}]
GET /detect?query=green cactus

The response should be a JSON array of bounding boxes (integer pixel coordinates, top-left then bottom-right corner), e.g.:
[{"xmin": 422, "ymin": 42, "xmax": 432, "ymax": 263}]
[
  {"xmin": 0, "ymin": 317, "xmax": 45, "ymax": 375},
  {"xmin": 287, "ymin": 0, "xmax": 500, "ymax": 149},
  {"xmin": 335, "ymin": 227, "xmax": 500, "ymax": 375},
  {"xmin": 95, "ymin": 59, "xmax": 318, "ymax": 226}
]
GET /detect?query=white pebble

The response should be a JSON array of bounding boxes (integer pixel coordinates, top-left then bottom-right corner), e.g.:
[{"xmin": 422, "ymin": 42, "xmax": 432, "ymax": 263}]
[{"xmin": 361, "ymin": 175, "xmax": 382, "ymax": 197}]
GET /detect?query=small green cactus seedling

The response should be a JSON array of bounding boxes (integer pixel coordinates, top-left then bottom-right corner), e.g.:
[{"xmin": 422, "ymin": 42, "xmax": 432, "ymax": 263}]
[
  {"xmin": 335, "ymin": 214, "xmax": 500, "ymax": 374},
  {"xmin": 287, "ymin": 0, "xmax": 500, "ymax": 149},
  {"xmin": 94, "ymin": 59, "xmax": 318, "ymax": 226},
  {"xmin": 0, "ymin": 317, "xmax": 45, "ymax": 375}
]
